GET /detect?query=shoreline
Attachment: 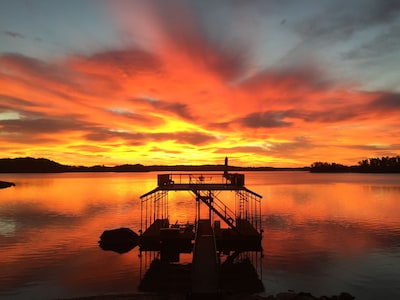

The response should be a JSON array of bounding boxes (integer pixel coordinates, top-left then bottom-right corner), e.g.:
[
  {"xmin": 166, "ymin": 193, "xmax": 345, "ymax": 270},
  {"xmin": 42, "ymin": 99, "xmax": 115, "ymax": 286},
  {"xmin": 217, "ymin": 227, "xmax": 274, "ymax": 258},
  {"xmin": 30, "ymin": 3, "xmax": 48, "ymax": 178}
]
[{"xmin": 58, "ymin": 291, "xmax": 355, "ymax": 300}]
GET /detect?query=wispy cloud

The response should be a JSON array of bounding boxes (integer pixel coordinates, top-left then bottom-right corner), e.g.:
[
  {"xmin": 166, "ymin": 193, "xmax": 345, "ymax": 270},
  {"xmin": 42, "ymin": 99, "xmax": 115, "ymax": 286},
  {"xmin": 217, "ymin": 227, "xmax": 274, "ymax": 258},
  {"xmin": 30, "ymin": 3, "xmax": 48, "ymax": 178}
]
[{"xmin": 2, "ymin": 31, "xmax": 25, "ymax": 39}]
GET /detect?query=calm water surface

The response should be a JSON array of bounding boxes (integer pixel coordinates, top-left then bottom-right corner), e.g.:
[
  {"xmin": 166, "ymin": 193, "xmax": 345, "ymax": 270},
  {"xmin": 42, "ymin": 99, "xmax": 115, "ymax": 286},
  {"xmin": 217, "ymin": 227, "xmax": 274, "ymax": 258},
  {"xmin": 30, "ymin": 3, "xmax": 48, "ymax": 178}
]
[{"xmin": 0, "ymin": 172, "xmax": 399, "ymax": 299}]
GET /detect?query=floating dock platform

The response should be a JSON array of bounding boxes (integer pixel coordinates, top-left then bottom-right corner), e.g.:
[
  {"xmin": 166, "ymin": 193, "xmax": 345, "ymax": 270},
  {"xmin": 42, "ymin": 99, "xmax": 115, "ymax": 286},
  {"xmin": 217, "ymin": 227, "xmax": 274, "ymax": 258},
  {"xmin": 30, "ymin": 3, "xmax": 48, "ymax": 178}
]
[{"xmin": 138, "ymin": 159, "xmax": 264, "ymax": 295}]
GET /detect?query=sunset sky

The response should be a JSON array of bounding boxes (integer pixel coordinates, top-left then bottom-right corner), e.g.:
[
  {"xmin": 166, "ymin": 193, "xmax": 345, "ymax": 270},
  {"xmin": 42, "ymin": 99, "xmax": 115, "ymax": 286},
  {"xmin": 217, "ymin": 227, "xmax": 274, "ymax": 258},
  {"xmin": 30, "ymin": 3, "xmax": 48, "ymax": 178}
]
[{"xmin": 1, "ymin": 0, "xmax": 399, "ymax": 167}]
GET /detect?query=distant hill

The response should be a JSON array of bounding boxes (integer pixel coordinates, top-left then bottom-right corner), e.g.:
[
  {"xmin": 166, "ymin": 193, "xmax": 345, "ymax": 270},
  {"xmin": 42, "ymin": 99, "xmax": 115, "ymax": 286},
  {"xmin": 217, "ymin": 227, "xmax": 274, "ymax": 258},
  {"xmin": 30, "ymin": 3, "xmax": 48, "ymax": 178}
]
[
  {"xmin": 0, "ymin": 157, "xmax": 146, "ymax": 173},
  {"xmin": 0, "ymin": 157, "xmax": 307, "ymax": 173},
  {"xmin": 0, "ymin": 157, "xmax": 69, "ymax": 173}
]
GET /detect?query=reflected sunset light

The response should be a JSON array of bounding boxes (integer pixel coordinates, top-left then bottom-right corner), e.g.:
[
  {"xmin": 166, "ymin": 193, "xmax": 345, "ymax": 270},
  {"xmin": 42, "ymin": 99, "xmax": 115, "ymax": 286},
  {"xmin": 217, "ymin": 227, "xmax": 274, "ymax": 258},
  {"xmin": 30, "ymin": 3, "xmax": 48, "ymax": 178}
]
[{"xmin": 0, "ymin": 172, "xmax": 399, "ymax": 299}]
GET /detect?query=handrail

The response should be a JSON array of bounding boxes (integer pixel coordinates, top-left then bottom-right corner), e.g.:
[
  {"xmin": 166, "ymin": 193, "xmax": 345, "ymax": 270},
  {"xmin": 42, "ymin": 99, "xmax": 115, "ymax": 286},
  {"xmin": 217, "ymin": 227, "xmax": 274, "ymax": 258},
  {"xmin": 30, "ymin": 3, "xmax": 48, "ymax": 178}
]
[
  {"xmin": 212, "ymin": 194, "xmax": 236, "ymax": 224},
  {"xmin": 195, "ymin": 191, "xmax": 237, "ymax": 230},
  {"xmin": 169, "ymin": 173, "xmax": 225, "ymax": 185}
]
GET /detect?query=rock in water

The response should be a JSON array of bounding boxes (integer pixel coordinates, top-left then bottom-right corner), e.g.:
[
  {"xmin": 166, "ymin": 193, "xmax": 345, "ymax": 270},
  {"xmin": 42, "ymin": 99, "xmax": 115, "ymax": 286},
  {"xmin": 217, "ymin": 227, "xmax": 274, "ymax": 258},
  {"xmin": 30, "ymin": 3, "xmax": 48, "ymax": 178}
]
[
  {"xmin": 99, "ymin": 227, "xmax": 139, "ymax": 254},
  {"xmin": 100, "ymin": 227, "xmax": 139, "ymax": 242},
  {"xmin": 0, "ymin": 181, "xmax": 16, "ymax": 189}
]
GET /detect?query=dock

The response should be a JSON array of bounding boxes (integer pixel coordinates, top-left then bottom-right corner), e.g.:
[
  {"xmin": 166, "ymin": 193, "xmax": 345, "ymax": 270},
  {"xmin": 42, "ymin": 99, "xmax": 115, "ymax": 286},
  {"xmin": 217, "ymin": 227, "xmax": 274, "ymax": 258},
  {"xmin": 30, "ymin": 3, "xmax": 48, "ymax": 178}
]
[{"xmin": 138, "ymin": 158, "xmax": 264, "ymax": 295}]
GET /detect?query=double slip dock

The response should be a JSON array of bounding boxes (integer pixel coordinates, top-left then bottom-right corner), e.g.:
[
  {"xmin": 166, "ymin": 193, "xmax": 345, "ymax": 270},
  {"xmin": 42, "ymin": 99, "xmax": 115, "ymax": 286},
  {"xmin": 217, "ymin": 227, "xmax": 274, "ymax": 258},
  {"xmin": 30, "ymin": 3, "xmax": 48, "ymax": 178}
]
[{"xmin": 138, "ymin": 159, "xmax": 264, "ymax": 295}]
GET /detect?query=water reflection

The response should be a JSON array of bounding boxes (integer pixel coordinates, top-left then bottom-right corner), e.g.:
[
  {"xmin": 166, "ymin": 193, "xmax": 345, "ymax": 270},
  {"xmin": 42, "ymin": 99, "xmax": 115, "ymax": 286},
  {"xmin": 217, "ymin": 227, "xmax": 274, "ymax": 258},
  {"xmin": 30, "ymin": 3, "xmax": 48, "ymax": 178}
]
[
  {"xmin": 0, "ymin": 173, "xmax": 147, "ymax": 299},
  {"xmin": 137, "ymin": 250, "xmax": 264, "ymax": 294},
  {"xmin": 0, "ymin": 172, "xmax": 399, "ymax": 300},
  {"xmin": 265, "ymin": 213, "xmax": 400, "ymax": 264}
]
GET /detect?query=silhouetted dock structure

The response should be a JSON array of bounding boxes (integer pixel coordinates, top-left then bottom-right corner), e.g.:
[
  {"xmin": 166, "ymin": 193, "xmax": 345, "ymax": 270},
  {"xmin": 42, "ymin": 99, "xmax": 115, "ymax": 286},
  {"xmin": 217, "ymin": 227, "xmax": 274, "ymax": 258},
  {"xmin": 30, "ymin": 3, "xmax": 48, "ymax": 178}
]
[{"xmin": 138, "ymin": 158, "xmax": 264, "ymax": 296}]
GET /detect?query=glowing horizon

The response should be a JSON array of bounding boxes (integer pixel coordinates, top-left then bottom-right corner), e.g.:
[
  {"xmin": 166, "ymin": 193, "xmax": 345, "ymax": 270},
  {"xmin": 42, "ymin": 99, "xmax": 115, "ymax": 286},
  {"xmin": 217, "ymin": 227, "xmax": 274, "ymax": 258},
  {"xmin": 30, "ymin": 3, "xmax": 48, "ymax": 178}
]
[{"xmin": 1, "ymin": 0, "xmax": 400, "ymax": 167}]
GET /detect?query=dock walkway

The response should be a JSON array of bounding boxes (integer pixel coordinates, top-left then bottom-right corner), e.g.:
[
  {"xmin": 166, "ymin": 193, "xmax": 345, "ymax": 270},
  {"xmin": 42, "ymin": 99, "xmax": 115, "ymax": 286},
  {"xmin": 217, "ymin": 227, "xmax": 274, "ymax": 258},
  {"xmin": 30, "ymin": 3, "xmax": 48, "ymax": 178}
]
[{"xmin": 191, "ymin": 219, "xmax": 218, "ymax": 296}]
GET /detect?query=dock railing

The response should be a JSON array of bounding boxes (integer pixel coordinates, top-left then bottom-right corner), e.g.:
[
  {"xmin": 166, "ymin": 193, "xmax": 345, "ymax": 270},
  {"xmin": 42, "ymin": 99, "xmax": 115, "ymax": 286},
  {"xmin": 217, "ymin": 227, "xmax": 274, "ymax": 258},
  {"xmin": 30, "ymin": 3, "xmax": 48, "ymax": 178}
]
[
  {"xmin": 142, "ymin": 172, "xmax": 263, "ymax": 236},
  {"xmin": 158, "ymin": 173, "xmax": 227, "ymax": 186}
]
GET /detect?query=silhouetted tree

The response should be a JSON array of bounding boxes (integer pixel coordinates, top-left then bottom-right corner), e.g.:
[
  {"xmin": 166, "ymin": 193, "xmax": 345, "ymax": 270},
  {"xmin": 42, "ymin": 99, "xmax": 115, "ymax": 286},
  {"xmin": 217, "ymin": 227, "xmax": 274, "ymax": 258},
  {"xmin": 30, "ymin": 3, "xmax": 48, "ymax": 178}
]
[
  {"xmin": 312, "ymin": 155, "xmax": 400, "ymax": 173},
  {"xmin": 310, "ymin": 162, "xmax": 349, "ymax": 172},
  {"xmin": 356, "ymin": 155, "xmax": 400, "ymax": 172}
]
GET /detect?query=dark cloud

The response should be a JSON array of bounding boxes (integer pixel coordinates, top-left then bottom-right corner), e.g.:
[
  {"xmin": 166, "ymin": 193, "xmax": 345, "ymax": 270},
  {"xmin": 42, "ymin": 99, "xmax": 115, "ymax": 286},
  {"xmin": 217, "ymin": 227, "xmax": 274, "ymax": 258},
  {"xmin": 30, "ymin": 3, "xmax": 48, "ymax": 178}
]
[
  {"xmin": 81, "ymin": 48, "xmax": 162, "ymax": 77},
  {"xmin": 292, "ymin": 91, "xmax": 400, "ymax": 123},
  {"xmin": 0, "ymin": 53, "xmax": 73, "ymax": 84},
  {"xmin": 158, "ymin": 102, "xmax": 192, "ymax": 120},
  {"xmin": 122, "ymin": 0, "xmax": 250, "ymax": 81},
  {"xmin": 222, "ymin": 89, "xmax": 400, "ymax": 132},
  {"xmin": 347, "ymin": 144, "xmax": 400, "ymax": 151},
  {"xmin": 215, "ymin": 146, "xmax": 267, "ymax": 155},
  {"xmin": 342, "ymin": 25, "xmax": 400, "ymax": 60},
  {"xmin": 368, "ymin": 92, "xmax": 400, "ymax": 111},
  {"xmin": 204, "ymin": 45, "xmax": 248, "ymax": 81},
  {"xmin": 150, "ymin": 146, "xmax": 182, "ymax": 155},
  {"xmin": 66, "ymin": 144, "xmax": 112, "ymax": 153},
  {"xmin": 238, "ymin": 103, "xmax": 369, "ymax": 128},
  {"xmin": 0, "ymin": 134, "xmax": 57, "ymax": 145},
  {"xmin": 0, "ymin": 94, "xmax": 38, "ymax": 110},
  {"xmin": 236, "ymin": 91, "xmax": 399, "ymax": 128},
  {"xmin": 85, "ymin": 127, "xmax": 216, "ymax": 146},
  {"xmin": 1, "ymin": 118, "xmax": 83, "ymax": 134},
  {"xmin": 296, "ymin": 0, "xmax": 400, "ymax": 42},
  {"xmin": 84, "ymin": 129, "xmax": 145, "ymax": 144},
  {"xmin": 154, "ymin": 131, "xmax": 216, "ymax": 146},
  {"xmin": 206, "ymin": 121, "xmax": 232, "ymax": 131},
  {"xmin": 0, "ymin": 112, "xmax": 95, "ymax": 138},
  {"xmin": 240, "ymin": 111, "xmax": 293, "ymax": 128},
  {"xmin": 270, "ymin": 136, "xmax": 314, "ymax": 153},
  {"xmin": 366, "ymin": 0, "xmax": 400, "ymax": 24},
  {"xmin": 297, "ymin": 108, "xmax": 363, "ymax": 123},
  {"xmin": 106, "ymin": 108, "xmax": 161, "ymax": 125},
  {"xmin": 131, "ymin": 97, "xmax": 193, "ymax": 120},
  {"xmin": 2, "ymin": 30, "xmax": 25, "ymax": 39},
  {"xmin": 216, "ymin": 136, "xmax": 313, "ymax": 159},
  {"xmin": 0, "ymin": 53, "xmax": 125, "ymax": 101},
  {"xmin": 0, "ymin": 53, "xmax": 97, "ymax": 100},
  {"xmin": 239, "ymin": 65, "xmax": 334, "ymax": 95}
]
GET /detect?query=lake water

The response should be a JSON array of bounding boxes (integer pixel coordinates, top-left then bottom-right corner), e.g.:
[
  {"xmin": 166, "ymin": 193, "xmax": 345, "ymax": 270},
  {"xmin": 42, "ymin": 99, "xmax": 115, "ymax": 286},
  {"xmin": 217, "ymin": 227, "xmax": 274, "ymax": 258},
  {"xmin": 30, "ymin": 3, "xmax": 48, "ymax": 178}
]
[{"xmin": 0, "ymin": 172, "xmax": 399, "ymax": 299}]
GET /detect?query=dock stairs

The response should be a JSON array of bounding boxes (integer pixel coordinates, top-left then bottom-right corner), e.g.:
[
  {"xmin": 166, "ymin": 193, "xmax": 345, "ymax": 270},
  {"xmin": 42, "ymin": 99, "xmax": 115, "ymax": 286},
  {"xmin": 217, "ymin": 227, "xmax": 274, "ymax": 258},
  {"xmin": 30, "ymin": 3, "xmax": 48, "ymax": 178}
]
[{"xmin": 194, "ymin": 190, "xmax": 238, "ymax": 231}]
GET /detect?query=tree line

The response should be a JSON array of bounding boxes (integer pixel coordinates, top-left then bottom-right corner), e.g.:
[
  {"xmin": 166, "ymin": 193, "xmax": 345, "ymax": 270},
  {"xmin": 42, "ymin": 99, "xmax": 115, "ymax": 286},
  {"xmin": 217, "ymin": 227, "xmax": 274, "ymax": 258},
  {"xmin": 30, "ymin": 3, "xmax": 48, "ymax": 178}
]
[{"xmin": 311, "ymin": 156, "xmax": 400, "ymax": 173}]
